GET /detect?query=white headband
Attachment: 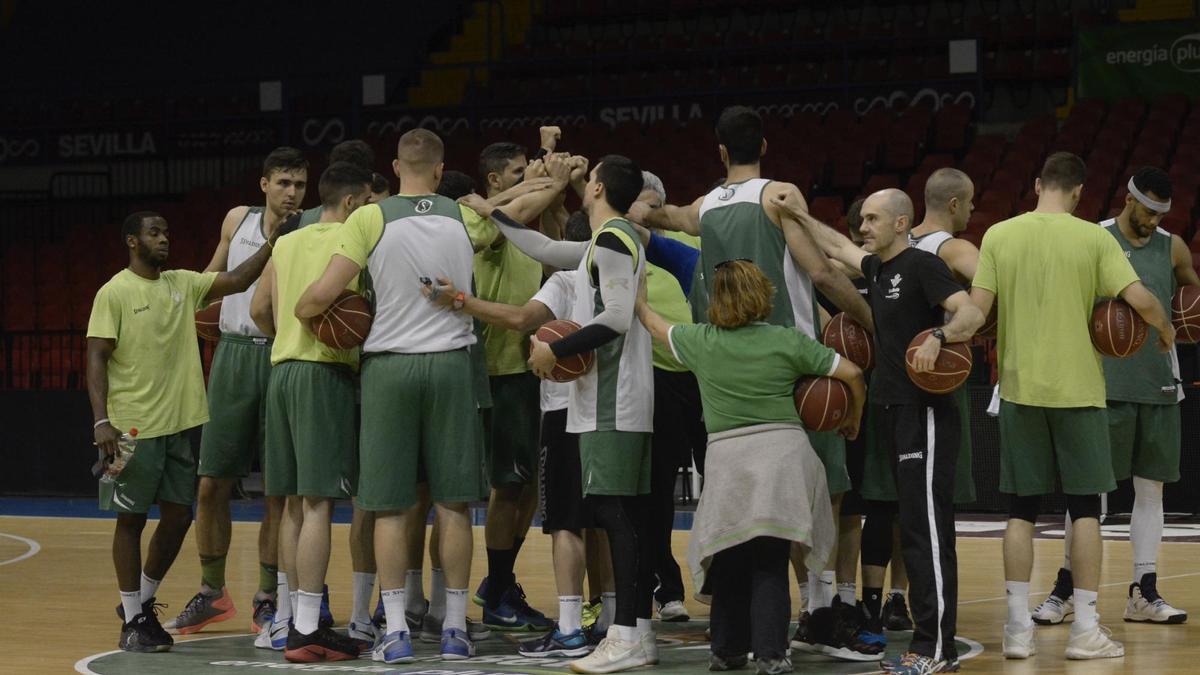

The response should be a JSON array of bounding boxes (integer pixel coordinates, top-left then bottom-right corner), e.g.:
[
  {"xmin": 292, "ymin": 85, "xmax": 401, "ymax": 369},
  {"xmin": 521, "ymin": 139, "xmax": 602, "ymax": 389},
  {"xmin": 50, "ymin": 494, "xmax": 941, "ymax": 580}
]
[{"xmin": 1128, "ymin": 176, "xmax": 1171, "ymax": 213}]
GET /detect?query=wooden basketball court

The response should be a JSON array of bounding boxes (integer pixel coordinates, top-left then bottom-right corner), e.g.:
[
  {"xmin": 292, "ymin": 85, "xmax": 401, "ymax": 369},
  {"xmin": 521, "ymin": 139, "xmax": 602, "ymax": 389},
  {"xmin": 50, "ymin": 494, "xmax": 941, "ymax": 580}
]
[{"xmin": 2, "ymin": 513, "xmax": 1198, "ymax": 673}]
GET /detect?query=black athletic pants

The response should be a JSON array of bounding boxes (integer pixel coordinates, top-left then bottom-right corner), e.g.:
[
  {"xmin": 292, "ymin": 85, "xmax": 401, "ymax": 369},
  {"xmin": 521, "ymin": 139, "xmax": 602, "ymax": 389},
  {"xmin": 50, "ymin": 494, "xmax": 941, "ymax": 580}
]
[
  {"xmin": 880, "ymin": 400, "xmax": 959, "ymax": 662},
  {"xmin": 650, "ymin": 368, "xmax": 707, "ymax": 604},
  {"xmin": 709, "ymin": 537, "xmax": 791, "ymax": 661}
]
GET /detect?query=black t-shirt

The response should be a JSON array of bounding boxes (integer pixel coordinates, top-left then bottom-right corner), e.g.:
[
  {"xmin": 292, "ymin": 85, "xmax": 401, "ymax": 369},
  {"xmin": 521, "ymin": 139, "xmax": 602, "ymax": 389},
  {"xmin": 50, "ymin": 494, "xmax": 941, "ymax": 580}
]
[{"xmin": 860, "ymin": 248, "xmax": 964, "ymax": 405}]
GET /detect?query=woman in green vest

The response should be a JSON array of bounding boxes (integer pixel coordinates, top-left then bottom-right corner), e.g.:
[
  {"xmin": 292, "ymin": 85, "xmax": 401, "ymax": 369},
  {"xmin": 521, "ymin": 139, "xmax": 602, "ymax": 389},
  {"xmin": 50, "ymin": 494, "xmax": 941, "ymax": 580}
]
[{"xmin": 635, "ymin": 260, "xmax": 865, "ymax": 674}]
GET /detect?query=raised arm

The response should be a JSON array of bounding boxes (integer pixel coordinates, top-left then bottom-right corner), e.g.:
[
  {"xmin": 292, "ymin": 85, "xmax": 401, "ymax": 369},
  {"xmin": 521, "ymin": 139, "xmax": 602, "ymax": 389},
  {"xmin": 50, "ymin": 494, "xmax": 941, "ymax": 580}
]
[
  {"xmin": 1172, "ymin": 234, "xmax": 1200, "ymax": 287},
  {"xmin": 462, "ymin": 197, "xmax": 589, "ymax": 270},
  {"xmin": 203, "ymin": 206, "xmax": 249, "ymax": 273},
  {"xmin": 250, "ymin": 260, "xmax": 276, "ymax": 337},
  {"xmin": 1120, "ymin": 280, "xmax": 1175, "ymax": 352},
  {"xmin": 87, "ymin": 337, "xmax": 120, "ymax": 458},
  {"xmin": 646, "ymin": 233, "xmax": 701, "ymax": 296},
  {"xmin": 628, "ymin": 196, "xmax": 702, "ymax": 236},
  {"xmin": 295, "ymin": 254, "xmax": 360, "ymax": 320},
  {"xmin": 205, "ymin": 233, "xmax": 275, "ymax": 302}
]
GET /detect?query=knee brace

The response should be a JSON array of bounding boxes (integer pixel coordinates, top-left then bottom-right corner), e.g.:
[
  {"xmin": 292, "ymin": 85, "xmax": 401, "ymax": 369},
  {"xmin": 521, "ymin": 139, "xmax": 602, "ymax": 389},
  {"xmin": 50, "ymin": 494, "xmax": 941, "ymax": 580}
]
[
  {"xmin": 1008, "ymin": 494, "xmax": 1041, "ymax": 524},
  {"xmin": 1065, "ymin": 494, "xmax": 1101, "ymax": 522}
]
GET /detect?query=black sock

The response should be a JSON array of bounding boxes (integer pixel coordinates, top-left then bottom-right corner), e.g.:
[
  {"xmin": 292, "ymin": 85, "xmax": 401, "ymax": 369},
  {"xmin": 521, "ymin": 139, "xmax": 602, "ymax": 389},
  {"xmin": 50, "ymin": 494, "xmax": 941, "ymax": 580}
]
[
  {"xmin": 863, "ymin": 587, "xmax": 883, "ymax": 622},
  {"xmin": 1053, "ymin": 567, "xmax": 1074, "ymax": 599},
  {"xmin": 485, "ymin": 547, "xmax": 516, "ymax": 608},
  {"xmin": 513, "ymin": 535, "xmax": 526, "ymax": 559}
]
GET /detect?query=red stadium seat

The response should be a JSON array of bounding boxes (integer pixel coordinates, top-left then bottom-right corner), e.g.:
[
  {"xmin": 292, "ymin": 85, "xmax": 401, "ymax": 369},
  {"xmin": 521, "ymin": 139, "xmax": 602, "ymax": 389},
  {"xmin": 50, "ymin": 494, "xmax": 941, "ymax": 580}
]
[
  {"xmin": 864, "ymin": 173, "xmax": 900, "ymax": 195},
  {"xmin": 809, "ymin": 196, "xmax": 845, "ymax": 225}
]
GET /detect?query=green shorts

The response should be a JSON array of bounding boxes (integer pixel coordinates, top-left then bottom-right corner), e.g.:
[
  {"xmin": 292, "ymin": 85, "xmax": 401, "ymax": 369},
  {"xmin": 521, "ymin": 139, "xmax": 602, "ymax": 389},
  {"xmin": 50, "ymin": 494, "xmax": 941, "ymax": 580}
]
[
  {"xmin": 198, "ymin": 335, "xmax": 272, "ymax": 478},
  {"xmin": 1107, "ymin": 401, "xmax": 1181, "ymax": 483},
  {"xmin": 357, "ymin": 350, "xmax": 485, "ymax": 510},
  {"xmin": 580, "ymin": 430, "xmax": 652, "ymax": 497},
  {"xmin": 483, "ymin": 372, "xmax": 541, "ymax": 487},
  {"xmin": 808, "ymin": 430, "xmax": 851, "ymax": 496},
  {"xmin": 998, "ymin": 401, "xmax": 1115, "ymax": 496},
  {"xmin": 264, "ymin": 361, "xmax": 358, "ymax": 499},
  {"xmin": 99, "ymin": 429, "xmax": 198, "ymax": 513},
  {"xmin": 860, "ymin": 388, "xmax": 976, "ymax": 503}
]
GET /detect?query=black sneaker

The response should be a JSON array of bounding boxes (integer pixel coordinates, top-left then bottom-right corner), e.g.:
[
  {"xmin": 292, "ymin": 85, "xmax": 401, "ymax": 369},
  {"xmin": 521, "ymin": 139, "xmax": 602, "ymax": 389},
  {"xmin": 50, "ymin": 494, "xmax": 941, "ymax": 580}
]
[
  {"xmin": 119, "ymin": 611, "xmax": 173, "ymax": 653},
  {"xmin": 826, "ymin": 599, "xmax": 884, "ymax": 662},
  {"xmin": 883, "ymin": 592, "xmax": 914, "ymax": 631},
  {"xmin": 283, "ymin": 626, "xmax": 359, "ymax": 663},
  {"xmin": 790, "ymin": 610, "xmax": 819, "ymax": 652},
  {"xmin": 117, "ymin": 597, "xmax": 172, "ymax": 643},
  {"xmin": 709, "ymin": 652, "xmax": 750, "ymax": 670}
]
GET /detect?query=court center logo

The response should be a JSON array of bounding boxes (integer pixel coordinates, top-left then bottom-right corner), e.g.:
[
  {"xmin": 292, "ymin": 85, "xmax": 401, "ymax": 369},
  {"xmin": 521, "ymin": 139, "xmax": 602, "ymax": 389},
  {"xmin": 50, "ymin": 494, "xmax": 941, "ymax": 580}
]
[{"xmin": 416, "ymin": 198, "xmax": 434, "ymax": 214}]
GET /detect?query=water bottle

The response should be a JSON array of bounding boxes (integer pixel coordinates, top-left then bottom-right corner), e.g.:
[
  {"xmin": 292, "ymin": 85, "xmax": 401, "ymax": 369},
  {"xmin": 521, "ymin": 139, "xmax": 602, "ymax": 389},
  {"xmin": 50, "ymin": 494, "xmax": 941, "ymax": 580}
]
[{"xmin": 98, "ymin": 428, "xmax": 139, "ymax": 484}]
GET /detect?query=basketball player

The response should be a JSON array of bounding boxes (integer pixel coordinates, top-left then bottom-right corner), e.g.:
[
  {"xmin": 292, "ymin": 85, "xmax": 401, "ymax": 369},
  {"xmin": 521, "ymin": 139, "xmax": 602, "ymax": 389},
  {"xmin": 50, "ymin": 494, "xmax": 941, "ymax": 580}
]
[
  {"xmin": 248, "ymin": 162, "xmax": 374, "ymax": 662},
  {"xmin": 167, "ymin": 147, "xmax": 308, "ymax": 636},
  {"xmin": 1033, "ymin": 166, "xmax": 1196, "ymax": 626},
  {"xmin": 460, "ymin": 155, "xmax": 660, "ymax": 673},
  {"xmin": 784, "ymin": 188, "xmax": 983, "ymax": 674},
  {"xmin": 88, "ymin": 209, "xmax": 279, "ymax": 651},
  {"xmin": 969, "ymin": 152, "xmax": 1174, "ymax": 660},
  {"xmin": 370, "ymin": 172, "xmax": 391, "ymax": 203},
  {"xmin": 295, "ymin": 130, "xmax": 564, "ymax": 663},
  {"xmin": 629, "ymin": 105, "xmax": 874, "ymax": 657},
  {"xmin": 636, "ymin": 170, "xmax": 703, "ymax": 624},
  {"xmin": 470, "ymin": 129, "xmax": 564, "ymax": 633},
  {"xmin": 296, "ymin": 140, "xmax": 376, "ymax": 227}
]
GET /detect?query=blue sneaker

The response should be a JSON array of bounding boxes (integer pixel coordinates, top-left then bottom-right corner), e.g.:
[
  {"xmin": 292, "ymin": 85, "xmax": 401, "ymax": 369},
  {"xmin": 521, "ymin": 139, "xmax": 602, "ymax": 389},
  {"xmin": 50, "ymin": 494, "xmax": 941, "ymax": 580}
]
[
  {"xmin": 517, "ymin": 628, "xmax": 593, "ymax": 657},
  {"xmin": 319, "ymin": 585, "xmax": 334, "ymax": 629},
  {"xmin": 482, "ymin": 596, "xmax": 555, "ymax": 632},
  {"xmin": 472, "ymin": 576, "xmax": 489, "ymax": 607},
  {"xmin": 440, "ymin": 627, "xmax": 475, "ymax": 660},
  {"xmin": 371, "ymin": 594, "xmax": 385, "ymax": 630},
  {"xmin": 371, "ymin": 631, "xmax": 414, "ymax": 664},
  {"xmin": 859, "ymin": 625, "xmax": 887, "ymax": 650}
]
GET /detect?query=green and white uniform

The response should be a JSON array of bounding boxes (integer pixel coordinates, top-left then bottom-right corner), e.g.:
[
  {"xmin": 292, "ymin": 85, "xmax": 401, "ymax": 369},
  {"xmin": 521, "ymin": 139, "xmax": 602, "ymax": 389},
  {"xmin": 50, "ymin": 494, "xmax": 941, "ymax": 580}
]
[
  {"xmin": 199, "ymin": 207, "xmax": 273, "ymax": 479},
  {"xmin": 297, "ymin": 206, "xmax": 322, "ymax": 229},
  {"xmin": 1099, "ymin": 219, "xmax": 1183, "ymax": 483},
  {"xmin": 344, "ymin": 195, "xmax": 485, "ymax": 510},
  {"xmin": 698, "ymin": 178, "xmax": 848, "ymax": 493},
  {"xmin": 88, "ymin": 268, "xmax": 217, "ymax": 512}
]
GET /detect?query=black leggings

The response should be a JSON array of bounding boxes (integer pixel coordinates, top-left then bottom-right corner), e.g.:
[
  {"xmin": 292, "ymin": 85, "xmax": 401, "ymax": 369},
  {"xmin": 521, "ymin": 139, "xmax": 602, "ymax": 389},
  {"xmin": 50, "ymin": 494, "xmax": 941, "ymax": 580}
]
[
  {"xmin": 709, "ymin": 537, "xmax": 791, "ymax": 660},
  {"xmin": 588, "ymin": 494, "xmax": 654, "ymax": 626},
  {"xmin": 861, "ymin": 499, "xmax": 898, "ymax": 568}
]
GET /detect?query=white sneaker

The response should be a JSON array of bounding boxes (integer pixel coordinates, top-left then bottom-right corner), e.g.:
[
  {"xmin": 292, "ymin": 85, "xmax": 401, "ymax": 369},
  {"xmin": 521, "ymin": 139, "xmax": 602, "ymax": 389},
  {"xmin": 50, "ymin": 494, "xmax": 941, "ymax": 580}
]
[
  {"xmin": 641, "ymin": 629, "xmax": 659, "ymax": 665},
  {"xmin": 569, "ymin": 627, "xmax": 648, "ymax": 673},
  {"xmin": 1065, "ymin": 623, "xmax": 1124, "ymax": 660},
  {"xmin": 253, "ymin": 617, "xmax": 288, "ymax": 651},
  {"xmin": 657, "ymin": 600, "xmax": 690, "ymax": 622},
  {"xmin": 1002, "ymin": 622, "xmax": 1036, "ymax": 659},
  {"xmin": 348, "ymin": 620, "xmax": 380, "ymax": 653},
  {"xmin": 1032, "ymin": 594, "xmax": 1074, "ymax": 625},
  {"xmin": 1124, "ymin": 581, "xmax": 1188, "ymax": 624}
]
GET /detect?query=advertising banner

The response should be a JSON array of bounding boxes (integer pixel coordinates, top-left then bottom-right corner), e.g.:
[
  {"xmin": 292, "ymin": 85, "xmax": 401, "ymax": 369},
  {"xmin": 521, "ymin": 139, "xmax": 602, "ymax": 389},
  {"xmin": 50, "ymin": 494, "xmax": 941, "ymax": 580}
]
[{"xmin": 1078, "ymin": 21, "xmax": 1200, "ymax": 100}]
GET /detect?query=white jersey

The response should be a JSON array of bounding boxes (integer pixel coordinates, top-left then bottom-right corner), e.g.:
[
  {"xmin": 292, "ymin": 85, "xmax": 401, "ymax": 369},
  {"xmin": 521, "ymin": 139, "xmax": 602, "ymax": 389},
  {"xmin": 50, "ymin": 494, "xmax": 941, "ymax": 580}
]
[
  {"xmin": 218, "ymin": 207, "xmax": 268, "ymax": 337},
  {"xmin": 909, "ymin": 229, "xmax": 954, "ymax": 256},
  {"xmin": 532, "ymin": 271, "xmax": 575, "ymax": 413},
  {"xmin": 567, "ymin": 221, "xmax": 654, "ymax": 434}
]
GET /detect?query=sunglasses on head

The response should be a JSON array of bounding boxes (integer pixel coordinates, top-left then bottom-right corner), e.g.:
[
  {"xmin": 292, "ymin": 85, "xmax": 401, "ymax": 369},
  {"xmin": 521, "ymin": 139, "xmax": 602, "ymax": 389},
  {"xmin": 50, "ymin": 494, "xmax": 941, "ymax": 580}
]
[{"xmin": 714, "ymin": 258, "xmax": 752, "ymax": 272}]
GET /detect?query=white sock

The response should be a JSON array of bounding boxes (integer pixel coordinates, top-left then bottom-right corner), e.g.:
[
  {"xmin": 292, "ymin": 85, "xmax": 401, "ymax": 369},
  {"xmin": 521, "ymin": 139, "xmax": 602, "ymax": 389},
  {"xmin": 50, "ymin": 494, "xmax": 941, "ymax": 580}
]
[
  {"xmin": 406, "ymin": 569, "xmax": 426, "ymax": 612},
  {"xmin": 294, "ymin": 590, "xmax": 323, "ymax": 635},
  {"xmin": 139, "ymin": 573, "xmax": 161, "ymax": 604},
  {"xmin": 1074, "ymin": 588, "xmax": 1099, "ymax": 631},
  {"xmin": 1130, "ymin": 477, "xmax": 1163, "ymax": 582},
  {"xmin": 1006, "ymin": 581, "xmax": 1032, "ymax": 628},
  {"xmin": 837, "ymin": 582, "xmax": 857, "ymax": 605},
  {"xmin": 275, "ymin": 573, "xmax": 293, "ymax": 623},
  {"xmin": 599, "ymin": 591, "xmax": 616, "ymax": 630},
  {"xmin": 798, "ymin": 582, "xmax": 808, "ymax": 611},
  {"xmin": 808, "ymin": 570, "xmax": 834, "ymax": 611},
  {"xmin": 613, "ymin": 624, "xmax": 637, "ymax": 642},
  {"xmin": 428, "ymin": 569, "xmax": 447, "ymax": 621},
  {"xmin": 120, "ymin": 590, "xmax": 142, "ymax": 622},
  {"xmin": 636, "ymin": 617, "xmax": 653, "ymax": 637},
  {"xmin": 351, "ymin": 572, "xmax": 375, "ymax": 626},
  {"xmin": 889, "ymin": 588, "xmax": 906, "ymax": 598},
  {"xmin": 1063, "ymin": 512, "xmax": 1073, "ymax": 571},
  {"xmin": 445, "ymin": 588, "xmax": 469, "ymax": 632},
  {"xmin": 381, "ymin": 588, "xmax": 406, "ymax": 636},
  {"xmin": 558, "ymin": 595, "xmax": 583, "ymax": 634}
]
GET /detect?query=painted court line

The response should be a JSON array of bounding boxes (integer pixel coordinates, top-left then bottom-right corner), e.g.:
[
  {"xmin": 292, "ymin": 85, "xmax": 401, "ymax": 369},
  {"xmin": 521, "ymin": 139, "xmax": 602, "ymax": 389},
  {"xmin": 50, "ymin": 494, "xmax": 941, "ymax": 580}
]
[
  {"xmin": 960, "ymin": 569, "xmax": 1200, "ymax": 606},
  {"xmin": 0, "ymin": 532, "xmax": 40, "ymax": 566}
]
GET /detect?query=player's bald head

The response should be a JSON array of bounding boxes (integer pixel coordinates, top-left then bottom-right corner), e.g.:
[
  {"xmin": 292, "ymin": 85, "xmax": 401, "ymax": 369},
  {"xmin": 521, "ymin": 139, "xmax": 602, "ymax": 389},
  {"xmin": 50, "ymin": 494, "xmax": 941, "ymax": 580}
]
[
  {"xmin": 396, "ymin": 129, "xmax": 444, "ymax": 169},
  {"xmin": 924, "ymin": 168, "xmax": 974, "ymax": 212},
  {"xmin": 868, "ymin": 188, "xmax": 914, "ymax": 227}
]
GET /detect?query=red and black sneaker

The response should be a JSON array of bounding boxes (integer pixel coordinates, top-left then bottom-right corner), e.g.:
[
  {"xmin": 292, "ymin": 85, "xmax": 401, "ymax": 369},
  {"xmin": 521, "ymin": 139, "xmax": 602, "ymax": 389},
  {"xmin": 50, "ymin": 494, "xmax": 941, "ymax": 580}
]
[{"xmin": 284, "ymin": 626, "xmax": 360, "ymax": 663}]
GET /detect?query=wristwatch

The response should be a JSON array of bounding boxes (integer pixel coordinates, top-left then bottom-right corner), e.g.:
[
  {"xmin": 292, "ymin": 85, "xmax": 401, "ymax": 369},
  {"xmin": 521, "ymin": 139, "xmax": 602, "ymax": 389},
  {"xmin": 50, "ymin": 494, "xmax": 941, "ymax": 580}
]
[
  {"xmin": 932, "ymin": 327, "xmax": 947, "ymax": 344},
  {"xmin": 452, "ymin": 291, "xmax": 466, "ymax": 311}
]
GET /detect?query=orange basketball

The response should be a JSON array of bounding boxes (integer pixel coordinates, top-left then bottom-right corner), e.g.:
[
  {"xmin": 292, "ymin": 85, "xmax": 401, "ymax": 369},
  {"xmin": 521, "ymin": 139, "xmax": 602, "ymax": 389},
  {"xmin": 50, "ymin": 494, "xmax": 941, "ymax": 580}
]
[
  {"xmin": 315, "ymin": 291, "xmax": 373, "ymax": 349},
  {"xmin": 905, "ymin": 329, "xmax": 973, "ymax": 394},
  {"xmin": 1171, "ymin": 286, "xmax": 1200, "ymax": 343},
  {"xmin": 821, "ymin": 312, "xmax": 874, "ymax": 370},
  {"xmin": 793, "ymin": 376, "xmax": 851, "ymax": 432},
  {"xmin": 194, "ymin": 299, "xmax": 222, "ymax": 342},
  {"xmin": 1090, "ymin": 299, "xmax": 1147, "ymax": 358},
  {"xmin": 535, "ymin": 319, "xmax": 594, "ymax": 382}
]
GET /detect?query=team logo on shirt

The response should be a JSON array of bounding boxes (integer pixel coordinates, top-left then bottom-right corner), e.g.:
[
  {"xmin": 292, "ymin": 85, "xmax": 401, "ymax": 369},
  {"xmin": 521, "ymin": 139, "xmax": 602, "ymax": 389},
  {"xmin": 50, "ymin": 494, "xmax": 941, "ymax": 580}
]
[
  {"xmin": 172, "ymin": 292, "xmax": 182, "ymax": 305},
  {"xmin": 415, "ymin": 198, "xmax": 434, "ymax": 214},
  {"xmin": 717, "ymin": 186, "xmax": 736, "ymax": 201},
  {"xmin": 886, "ymin": 274, "xmax": 902, "ymax": 300}
]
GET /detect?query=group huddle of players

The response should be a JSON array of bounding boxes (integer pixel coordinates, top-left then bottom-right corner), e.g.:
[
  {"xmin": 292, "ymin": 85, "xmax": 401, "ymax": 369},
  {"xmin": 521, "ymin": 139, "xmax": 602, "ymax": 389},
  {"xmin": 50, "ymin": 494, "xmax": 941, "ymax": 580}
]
[{"xmin": 88, "ymin": 104, "xmax": 1194, "ymax": 675}]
